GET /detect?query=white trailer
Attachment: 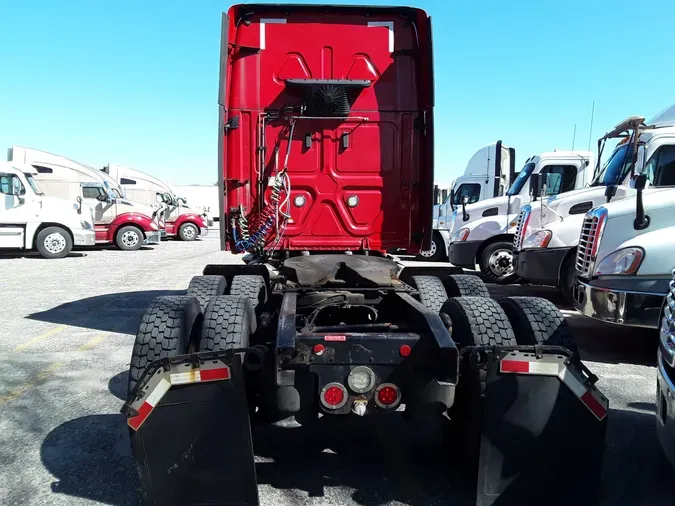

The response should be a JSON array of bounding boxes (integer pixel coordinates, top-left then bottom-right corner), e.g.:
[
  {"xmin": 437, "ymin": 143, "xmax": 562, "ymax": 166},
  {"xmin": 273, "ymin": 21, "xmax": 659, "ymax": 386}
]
[{"xmin": 0, "ymin": 162, "xmax": 95, "ymax": 258}]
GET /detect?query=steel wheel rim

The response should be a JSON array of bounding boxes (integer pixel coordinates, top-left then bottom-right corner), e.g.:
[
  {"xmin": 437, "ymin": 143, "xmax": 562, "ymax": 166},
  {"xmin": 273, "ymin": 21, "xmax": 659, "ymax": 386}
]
[
  {"xmin": 420, "ymin": 238, "xmax": 437, "ymax": 258},
  {"xmin": 44, "ymin": 233, "xmax": 67, "ymax": 254},
  {"xmin": 183, "ymin": 225, "xmax": 197, "ymax": 239},
  {"xmin": 488, "ymin": 249, "xmax": 514, "ymax": 276},
  {"xmin": 122, "ymin": 230, "xmax": 140, "ymax": 247}
]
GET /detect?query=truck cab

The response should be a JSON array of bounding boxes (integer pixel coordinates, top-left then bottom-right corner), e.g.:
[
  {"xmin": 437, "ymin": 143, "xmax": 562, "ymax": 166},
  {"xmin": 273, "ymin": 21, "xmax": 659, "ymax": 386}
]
[
  {"xmin": 420, "ymin": 141, "xmax": 515, "ymax": 261},
  {"xmin": 447, "ymin": 148, "xmax": 594, "ymax": 283},
  {"xmin": 514, "ymin": 113, "xmax": 675, "ymax": 300},
  {"xmin": 571, "ymin": 183, "xmax": 675, "ymax": 329},
  {"xmin": 103, "ymin": 163, "xmax": 209, "ymax": 241},
  {"xmin": 8, "ymin": 146, "xmax": 163, "ymax": 251},
  {"xmin": 0, "ymin": 162, "xmax": 95, "ymax": 258}
]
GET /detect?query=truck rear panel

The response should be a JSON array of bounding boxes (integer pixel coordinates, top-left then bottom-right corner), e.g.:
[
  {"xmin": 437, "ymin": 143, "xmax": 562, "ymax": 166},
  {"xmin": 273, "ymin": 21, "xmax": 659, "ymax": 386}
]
[{"xmin": 218, "ymin": 4, "xmax": 434, "ymax": 253}]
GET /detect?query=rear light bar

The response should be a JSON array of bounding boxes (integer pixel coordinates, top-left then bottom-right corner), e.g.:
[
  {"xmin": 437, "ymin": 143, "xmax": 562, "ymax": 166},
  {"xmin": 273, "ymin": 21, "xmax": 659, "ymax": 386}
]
[{"xmin": 320, "ymin": 382, "xmax": 348, "ymax": 410}]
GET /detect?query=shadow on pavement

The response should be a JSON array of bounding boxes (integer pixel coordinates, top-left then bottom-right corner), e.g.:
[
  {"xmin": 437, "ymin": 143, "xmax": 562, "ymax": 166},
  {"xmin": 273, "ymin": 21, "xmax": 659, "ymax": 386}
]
[
  {"xmin": 601, "ymin": 407, "xmax": 675, "ymax": 505},
  {"xmin": 26, "ymin": 290, "xmax": 184, "ymax": 335},
  {"xmin": 108, "ymin": 370, "xmax": 130, "ymax": 401},
  {"xmin": 40, "ymin": 414, "xmax": 140, "ymax": 506}
]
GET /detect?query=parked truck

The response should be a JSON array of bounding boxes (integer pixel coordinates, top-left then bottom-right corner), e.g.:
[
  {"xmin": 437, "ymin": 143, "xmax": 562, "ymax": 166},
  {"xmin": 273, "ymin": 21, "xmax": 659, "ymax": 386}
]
[
  {"xmin": 0, "ymin": 161, "xmax": 95, "ymax": 258},
  {"xmin": 121, "ymin": 5, "xmax": 607, "ymax": 506},
  {"xmin": 103, "ymin": 163, "xmax": 210, "ymax": 241},
  {"xmin": 170, "ymin": 183, "xmax": 219, "ymax": 224},
  {"xmin": 419, "ymin": 141, "xmax": 516, "ymax": 261},
  {"xmin": 8, "ymin": 146, "xmax": 163, "ymax": 250},
  {"xmin": 513, "ymin": 113, "xmax": 675, "ymax": 302},
  {"xmin": 658, "ymin": 267, "xmax": 675, "ymax": 469},
  {"xmin": 447, "ymin": 148, "xmax": 594, "ymax": 283}
]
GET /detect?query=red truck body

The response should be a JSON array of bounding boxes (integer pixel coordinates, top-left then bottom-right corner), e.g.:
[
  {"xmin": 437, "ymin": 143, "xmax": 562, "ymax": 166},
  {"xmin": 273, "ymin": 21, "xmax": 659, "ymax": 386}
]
[{"xmin": 219, "ymin": 4, "xmax": 434, "ymax": 254}]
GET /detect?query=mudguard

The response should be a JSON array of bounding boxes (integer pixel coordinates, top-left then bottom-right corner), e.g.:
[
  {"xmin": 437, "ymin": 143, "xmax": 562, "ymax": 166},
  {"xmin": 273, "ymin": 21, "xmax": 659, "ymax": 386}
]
[
  {"xmin": 121, "ymin": 350, "xmax": 259, "ymax": 506},
  {"xmin": 455, "ymin": 346, "xmax": 608, "ymax": 506},
  {"xmin": 172, "ymin": 212, "xmax": 207, "ymax": 231},
  {"xmin": 106, "ymin": 212, "xmax": 158, "ymax": 242}
]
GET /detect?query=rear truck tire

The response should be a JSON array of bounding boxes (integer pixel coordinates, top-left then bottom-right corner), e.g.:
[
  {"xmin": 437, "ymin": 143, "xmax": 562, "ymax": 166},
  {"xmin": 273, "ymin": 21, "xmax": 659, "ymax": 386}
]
[
  {"xmin": 440, "ymin": 296, "xmax": 517, "ymax": 347},
  {"xmin": 439, "ymin": 296, "xmax": 516, "ymax": 470},
  {"xmin": 559, "ymin": 254, "xmax": 577, "ymax": 306},
  {"xmin": 411, "ymin": 275, "xmax": 448, "ymax": 313},
  {"xmin": 115, "ymin": 225, "xmax": 143, "ymax": 251},
  {"xmin": 178, "ymin": 222, "xmax": 199, "ymax": 241},
  {"xmin": 127, "ymin": 295, "xmax": 202, "ymax": 395},
  {"xmin": 229, "ymin": 274, "xmax": 267, "ymax": 309},
  {"xmin": 498, "ymin": 295, "xmax": 578, "ymax": 358},
  {"xmin": 442, "ymin": 274, "xmax": 490, "ymax": 298},
  {"xmin": 416, "ymin": 231, "xmax": 446, "ymax": 262},
  {"xmin": 200, "ymin": 295, "xmax": 257, "ymax": 422},
  {"xmin": 479, "ymin": 240, "xmax": 518, "ymax": 284},
  {"xmin": 36, "ymin": 226, "xmax": 72, "ymax": 259},
  {"xmin": 187, "ymin": 275, "xmax": 227, "ymax": 311}
]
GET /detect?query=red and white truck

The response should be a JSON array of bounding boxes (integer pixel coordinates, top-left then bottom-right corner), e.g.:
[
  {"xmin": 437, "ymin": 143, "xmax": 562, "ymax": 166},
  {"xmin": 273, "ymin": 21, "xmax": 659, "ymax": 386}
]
[
  {"xmin": 121, "ymin": 5, "xmax": 608, "ymax": 506},
  {"xmin": 103, "ymin": 163, "xmax": 209, "ymax": 241},
  {"xmin": 8, "ymin": 146, "xmax": 163, "ymax": 250}
]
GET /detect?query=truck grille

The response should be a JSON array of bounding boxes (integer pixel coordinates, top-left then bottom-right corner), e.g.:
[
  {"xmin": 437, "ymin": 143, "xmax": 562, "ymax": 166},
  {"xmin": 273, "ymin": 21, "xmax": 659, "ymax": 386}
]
[
  {"xmin": 575, "ymin": 207, "xmax": 607, "ymax": 277},
  {"xmin": 661, "ymin": 270, "xmax": 675, "ymax": 350},
  {"xmin": 513, "ymin": 206, "xmax": 531, "ymax": 251}
]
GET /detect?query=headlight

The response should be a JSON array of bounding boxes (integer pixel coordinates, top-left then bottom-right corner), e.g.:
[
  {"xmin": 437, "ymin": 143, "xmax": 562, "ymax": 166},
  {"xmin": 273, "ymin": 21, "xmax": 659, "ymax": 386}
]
[
  {"xmin": 594, "ymin": 247, "xmax": 644, "ymax": 276},
  {"xmin": 522, "ymin": 230, "xmax": 552, "ymax": 249},
  {"xmin": 79, "ymin": 220, "xmax": 92, "ymax": 230},
  {"xmin": 451, "ymin": 228, "xmax": 470, "ymax": 242},
  {"xmin": 149, "ymin": 221, "xmax": 159, "ymax": 230}
]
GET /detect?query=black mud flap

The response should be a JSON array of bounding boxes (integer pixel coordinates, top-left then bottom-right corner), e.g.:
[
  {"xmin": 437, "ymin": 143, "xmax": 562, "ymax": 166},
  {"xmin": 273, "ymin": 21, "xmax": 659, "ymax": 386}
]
[
  {"xmin": 121, "ymin": 350, "xmax": 260, "ymax": 506},
  {"xmin": 456, "ymin": 346, "xmax": 608, "ymax": 506}
]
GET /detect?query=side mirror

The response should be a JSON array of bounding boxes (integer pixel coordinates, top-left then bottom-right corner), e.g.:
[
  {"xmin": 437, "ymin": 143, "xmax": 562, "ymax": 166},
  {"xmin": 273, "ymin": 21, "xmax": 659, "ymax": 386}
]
[
  {"xmin": 634, "ymin": 173, "xmax": 647, "ymax": 190},
  {"xmin": 76, "ymin": 196, "xmax": 83, "ymax": 214},
  {"xmin": 604, "ymin": 184, "xmax": 618, "ymax": 203},
  {"xmin": 449, "ymin": 189, "xmax": 456, "ymax": 211},
  {"xmin": 433, "ymin": 185, "xmax": 440, "ymax": 205},
  {"xmin": 461, "ymin": 196, "xmax": 469, "ymax": 222},
  {"xmin": 529, "ymin": 173, "xmax": 541, "ymax": 201},
  {"xmin": 96, "ymin": 193, "xmax": 107, "ymax": 202}
]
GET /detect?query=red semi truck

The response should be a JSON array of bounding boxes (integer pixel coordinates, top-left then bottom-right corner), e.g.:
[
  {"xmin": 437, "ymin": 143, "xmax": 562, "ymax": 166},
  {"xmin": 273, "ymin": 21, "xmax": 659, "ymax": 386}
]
[{"xmin": 122, "ymin": 5, "xmax": 608, "ymax": 505}]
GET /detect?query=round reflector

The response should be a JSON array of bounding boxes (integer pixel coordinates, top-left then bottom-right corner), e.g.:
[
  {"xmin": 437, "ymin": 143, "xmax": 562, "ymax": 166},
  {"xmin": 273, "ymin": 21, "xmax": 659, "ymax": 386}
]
[
  {"xmin": 313, "ymin": 344, "xmax": 325, "ymax": 355},
  {"xmin": 347, "ymin": 366, "xmax": 375, "ymax": 393},
  {"xmin": 399, "ymin": 344, "xmax": 412, "ymax": 357},
  {"xmin": 320, "ymin": 382, "xmax": 348, "ymax": 410},
  {"xmin": 375, "ymin": 383, "xmax": 401, "ymax": 408}
]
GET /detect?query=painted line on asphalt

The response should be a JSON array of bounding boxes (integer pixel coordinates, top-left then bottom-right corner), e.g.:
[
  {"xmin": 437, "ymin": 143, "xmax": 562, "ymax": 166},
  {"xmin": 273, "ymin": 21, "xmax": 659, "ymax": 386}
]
[
  {"xmin": 1, "ymin": 335, "xmax": 105, "ymax": 408},
  {"xmin": 13, "ymin": 324, "xmax": 67, "ymax": 352}
]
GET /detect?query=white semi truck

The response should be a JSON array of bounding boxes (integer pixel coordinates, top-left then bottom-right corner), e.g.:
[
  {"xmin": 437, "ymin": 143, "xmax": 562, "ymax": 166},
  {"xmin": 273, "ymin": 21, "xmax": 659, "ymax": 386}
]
[
  {"xmin": 103, "ymin": 164, "xmax": 209, "ymax": 241},
  {"xmin": 419, "ymin": 140, "xmax": 516, "ymax": 260},
  {"xmin": 8, "ymin": 146, "xmax": 163, "ymax": 250},
  {"xmin": 513, "ymin": 112, "xmax": 675, "ymax": 301},
  {"xmin": 658, "ymin": 267, "xmax": 675, "ymax": 469},
  {"xmin": 0, "ymin": 162, "xmax": 95, "ymax": 258},
  {"xmin": 446, "ymin": 148, "xmax": 594, "ymax": 282}
]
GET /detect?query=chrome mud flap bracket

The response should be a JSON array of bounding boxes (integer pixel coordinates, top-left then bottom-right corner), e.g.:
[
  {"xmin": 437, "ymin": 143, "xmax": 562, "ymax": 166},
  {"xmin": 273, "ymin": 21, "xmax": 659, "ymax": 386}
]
[
  {"xmin": 121, "ymin": 349, "xmax": 262, "ymax": 506},
  {"xmin": 456, "ymin": 346, "xmax": 608, "ymax": 506}
]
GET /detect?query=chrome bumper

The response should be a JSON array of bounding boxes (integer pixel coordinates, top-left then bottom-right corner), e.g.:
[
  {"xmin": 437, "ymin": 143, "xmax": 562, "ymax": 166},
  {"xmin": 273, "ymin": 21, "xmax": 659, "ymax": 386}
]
[
  {"xmin": 657, "ymin": 351, "xmax": 675, "ymax": 469},
  {"xmin": 571, "ymin": 278, "xmax": 665, "ymax": 328},
  {"xmin": 144, "ymin": 231, "xmax": 162, "ymax": 245},
  {"xmin": 200, "ymin": 227, "xmax": 209, "ymax": 236},
  {"xmin": 74, "ymin": 230, "xmax": 96, "ymax": 247}
]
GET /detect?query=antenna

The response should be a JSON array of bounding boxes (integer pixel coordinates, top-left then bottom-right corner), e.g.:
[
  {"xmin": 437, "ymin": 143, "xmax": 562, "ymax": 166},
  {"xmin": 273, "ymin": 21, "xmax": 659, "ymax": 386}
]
[
  {"xmin": 572, "ymin": 124, "xmax": 577, "ymax": 150},
  {"xmin": 587, "ymin": 101, "xmax": 595, "ymax": 151}
]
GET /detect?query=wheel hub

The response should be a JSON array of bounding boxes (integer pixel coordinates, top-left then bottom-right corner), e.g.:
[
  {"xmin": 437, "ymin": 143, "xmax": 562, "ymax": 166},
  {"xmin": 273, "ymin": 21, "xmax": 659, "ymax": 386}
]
[
  {"xmin": 122, "ymin": 230, "xmax": 140, "ymax": 247},
  {"xmin": 488, "ymin": 249, "xmax": 514, "ymax": 276},
  {"xmin": 183, "ymin": 225, "xmax": 196, "ymax": 239},
  {"xmin": 420, "ymin": 238, "xmax": 437, "ymax": 258},
  {"xmin": 44, "ymin": 233, "xmax": 66, "ymax": 254}
]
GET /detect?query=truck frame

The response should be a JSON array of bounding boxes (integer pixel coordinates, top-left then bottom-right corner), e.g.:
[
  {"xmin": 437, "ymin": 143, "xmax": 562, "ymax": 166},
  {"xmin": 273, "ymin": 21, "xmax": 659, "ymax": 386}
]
[{"xmin": 121, "ymin": 5, "xmax": 608, "ymax": 505}]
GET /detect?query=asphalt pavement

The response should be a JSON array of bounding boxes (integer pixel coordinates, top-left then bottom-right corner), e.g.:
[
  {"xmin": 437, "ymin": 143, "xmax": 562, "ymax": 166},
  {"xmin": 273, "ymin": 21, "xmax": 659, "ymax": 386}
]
[{"xmin": 0, "ymin": 233, "xmax": 673, "ymax": 505}]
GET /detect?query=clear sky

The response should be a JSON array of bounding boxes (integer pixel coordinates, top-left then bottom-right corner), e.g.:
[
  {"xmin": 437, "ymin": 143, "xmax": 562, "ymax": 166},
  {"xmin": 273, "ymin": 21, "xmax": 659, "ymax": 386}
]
[{"xmin": 1, "ymin": 0, "xmax": 674, "ymax": 185}]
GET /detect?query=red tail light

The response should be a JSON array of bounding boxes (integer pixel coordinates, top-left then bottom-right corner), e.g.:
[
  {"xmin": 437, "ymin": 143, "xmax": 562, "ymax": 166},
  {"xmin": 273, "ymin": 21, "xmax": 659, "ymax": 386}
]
[
  {"xmin": 375, "ymin": 383, "xmax": 401, "ymax": 408},
  {"xmin": 320, "ymin": 383, "xmax": 348, "ymax": 410}
]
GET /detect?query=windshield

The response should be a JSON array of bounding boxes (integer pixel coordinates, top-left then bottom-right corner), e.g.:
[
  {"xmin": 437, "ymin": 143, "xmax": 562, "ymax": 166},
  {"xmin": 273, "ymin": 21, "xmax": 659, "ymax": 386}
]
[
  {"xmin": 591, "ymin": 144, "xmax": 633, "ymax": 186},
  {"xmin": 506, "ymin": 162, "xmax": 535, "ymax": 196},
  {"xmin": 24, "ymin": 174, "xmax": 45, "ymax": 195}
]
